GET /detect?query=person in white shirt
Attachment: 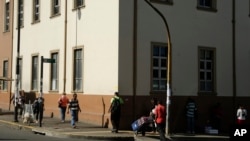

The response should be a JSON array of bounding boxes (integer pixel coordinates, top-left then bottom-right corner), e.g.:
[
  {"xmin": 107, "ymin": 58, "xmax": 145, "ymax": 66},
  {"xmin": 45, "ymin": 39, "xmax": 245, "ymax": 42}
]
[{"xmin": 236, "ymin": 105, "xmax": 247, "ymax": 125}]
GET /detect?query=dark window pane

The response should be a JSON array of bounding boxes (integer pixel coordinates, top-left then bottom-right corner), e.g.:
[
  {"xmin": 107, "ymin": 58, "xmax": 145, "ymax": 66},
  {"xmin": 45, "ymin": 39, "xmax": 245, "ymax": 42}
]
[
  {"xmin": 153, "ymin": 80, "xmax": 159, "ymax": 90},
  {"xmin": 161, "ymin": 70, "xmax": 166, "ymax": 78},
  {"xmin": 153, "ymin": 46, "xmax": 159, "ymax": 56},
  {"xmin": 161, "ymin": 59, "xmax": 166, "ymax": 67},
  {"xmin": 160, "ymin": 47, "xmax": 166, "ymax": 57},
  {"xmin": 200, "ymin": 72, "xmax": 205, "ymax": 80},
  {"xmin": 153, "ymin": 69, "xmax": 159, "ymax": 78},
  {"xmin": 200, "ymin": 61, "xmax": 205, "ymax": 69},
  {"xmin": 207, "ymin": 72, "xmax": 212, "ymax": 80},
  {"xmin": 153, "ymin": 59, "xmax": 159, "ymax": 67},
  {"xmin": 206, "ymin": 62, "xmax": 212, "ymax": 70}
]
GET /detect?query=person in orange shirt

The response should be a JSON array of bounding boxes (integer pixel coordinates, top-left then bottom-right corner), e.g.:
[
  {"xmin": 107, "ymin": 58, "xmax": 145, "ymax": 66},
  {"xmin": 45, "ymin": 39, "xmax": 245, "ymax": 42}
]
[
  {"xmin": 155, "ymin": 100, "xmax": 167, "ymax": 141},
  {"xmin": 58, "ymin": 93, "xmax": 69, "ymax": 122}
]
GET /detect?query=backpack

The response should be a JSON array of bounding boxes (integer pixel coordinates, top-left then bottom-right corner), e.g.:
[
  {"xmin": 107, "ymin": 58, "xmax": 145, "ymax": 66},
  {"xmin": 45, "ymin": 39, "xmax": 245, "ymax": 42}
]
[{"xmin": 111, "ymin": 98, "xmax": 120, "ymax": 113}]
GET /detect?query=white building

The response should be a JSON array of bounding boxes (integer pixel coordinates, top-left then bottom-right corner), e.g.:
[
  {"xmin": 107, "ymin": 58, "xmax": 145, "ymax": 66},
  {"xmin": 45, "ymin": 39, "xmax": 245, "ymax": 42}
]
[{"xmin": 6, "ymin": 0, "xmax": 250, "ymax": 133}]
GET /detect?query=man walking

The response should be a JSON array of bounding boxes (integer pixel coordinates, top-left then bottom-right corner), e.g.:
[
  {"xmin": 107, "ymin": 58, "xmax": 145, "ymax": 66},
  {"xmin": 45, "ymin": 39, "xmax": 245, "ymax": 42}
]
[
  {"xmin": 108, "ymin": 92, "xmax": 124, "ymax": 133},
  {"xmin": 155, "ymin": 100, "xmax": 167, "ymax": 141}
]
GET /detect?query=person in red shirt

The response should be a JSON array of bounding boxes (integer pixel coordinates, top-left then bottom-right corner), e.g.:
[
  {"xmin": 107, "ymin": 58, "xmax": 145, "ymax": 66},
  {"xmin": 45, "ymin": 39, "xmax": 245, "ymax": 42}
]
[
  {"xmin": 155, "ymin": 100, "xmax": 167, "ymax": 141},
  {"xmin": 58, "ymin": 93, "xmax": 69, "ymax": 122}
]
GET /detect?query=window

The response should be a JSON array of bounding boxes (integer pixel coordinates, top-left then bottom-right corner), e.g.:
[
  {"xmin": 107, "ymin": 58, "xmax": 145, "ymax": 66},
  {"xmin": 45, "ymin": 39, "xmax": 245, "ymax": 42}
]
[
  {"xmin": 151, "ymin": 0, "xmax": 173, "ymax": 4},
  {"xmin": 152, "ymin": 43, "xmax": 167, "ymax": 91},
  {"xmin": 197, "ymin": 0, "xmax": 217, "ymax": 11},
  {"xmin": 51, "ymin": 0, "xmax": 60, "ymax": 16},
  {"xmin": 73, "ymin": 49, "xmax": 83, "ymax": 92},
  {"xmin": 31, "ymin": 56, "xmax": 38, "ymax": 90},
  {"xmin": 33, "ymin": 0, "xmax": 40, "ymax": 22},
  {"xmin": 50, "ymin": 53, "xmax": 58, "ymax": 91},
  {"xmin": 2, "ymin": 61, "xmax": 8, "ymax": 90},
  {"xmin": 4, "ymin": 2, "xmax": 10, "ymax": 31},
  {"xmin": 17, "ymin": 0, "xmax": 24, "ymax": 27},
  {"xmin": 198, "ymin": 47, "xmax": 216, "ymax": 93},
  {"xmin": 74, "ymin": 0, "xmax": 84, "ymax": 9}
]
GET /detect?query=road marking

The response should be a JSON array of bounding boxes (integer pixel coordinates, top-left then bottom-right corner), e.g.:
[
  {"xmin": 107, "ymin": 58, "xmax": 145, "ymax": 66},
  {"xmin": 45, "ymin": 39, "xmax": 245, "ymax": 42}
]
[{"xmin": 0, "ymin": 119, "xmax": 34, "ymax": 129}]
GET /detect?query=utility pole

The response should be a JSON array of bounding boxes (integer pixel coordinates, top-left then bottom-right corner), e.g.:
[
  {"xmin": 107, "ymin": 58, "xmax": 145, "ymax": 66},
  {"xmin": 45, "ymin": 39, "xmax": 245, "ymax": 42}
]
[
  {"xmin": 144, "ymin": 0, "xmax": 172, "ymax": 135},
  {"xmin": 14, "ymin": 0, "xmax": 21, "ymax": 122}
]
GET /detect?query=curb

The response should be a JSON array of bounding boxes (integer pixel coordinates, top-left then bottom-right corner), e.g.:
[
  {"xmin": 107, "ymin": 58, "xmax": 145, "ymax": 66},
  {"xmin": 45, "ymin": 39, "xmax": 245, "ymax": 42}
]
[{"xmin": 0, "ymin": 119, "xmax": 135, "ymax": 141}]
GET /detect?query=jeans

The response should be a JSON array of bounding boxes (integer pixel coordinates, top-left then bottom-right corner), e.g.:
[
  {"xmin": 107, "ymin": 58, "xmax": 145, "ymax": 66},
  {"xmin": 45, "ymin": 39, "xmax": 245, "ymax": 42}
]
[
  {"xmin": 71, "ymin": 110, "xmax": 77, "ymax": 126},
  {"xmin": 187, "ymin": 116, "xmax": 195, "ymax": 133},
  {"xmin": 60, "ymin": 107, "xmax": 67, "ymax": 121},
  {"xmin": 156, "ymin": 123, "xmax": 167, "ymax": 141}
]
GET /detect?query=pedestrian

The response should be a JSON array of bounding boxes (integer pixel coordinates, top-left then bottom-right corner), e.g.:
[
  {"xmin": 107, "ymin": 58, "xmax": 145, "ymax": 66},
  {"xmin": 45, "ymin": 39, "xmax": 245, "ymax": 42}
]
[
  {"xmin": 32, "ymin": 97, "xmax": 39, "ymax": 123},
  {"xmin": 236, "ymin": 104, "xmax": 247, "ymax": 125},
  {"xmin": 11, "ymin": 90, "xmax": 25, "ymax": 121},
  {"xmin": 149, "ymin": 97, "xmax": 158, "ymax": 132},
  {"xmin": 36, "ymin": 96, "xmax": 45, "ymax": 127},
  {"xmin": 108, "ymin": 92, "xmax": 124, "ymax": 133},
  {"xmin": 155, "ymin": 100, "xmax": 167, "ymax": 141},
  {"xmin": 210, "ymin": 102, "xmax": 223, "ymax": 131},
  {"xmin": 67, "ymin": 93, "xmax": 81, "ymax": 128},
  {"xmin": 186, "ymin": 97, "xmax": 197, "ymax": 134},
  {"xmin": 58, "ymin": 93, "xmax": 69, "ymax": 122}
]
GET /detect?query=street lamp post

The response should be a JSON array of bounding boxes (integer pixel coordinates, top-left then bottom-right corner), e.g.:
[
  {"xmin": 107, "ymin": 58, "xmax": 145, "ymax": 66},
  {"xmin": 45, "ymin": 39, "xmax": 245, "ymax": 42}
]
[
  {"xmin": 14, "ymin": 0, "xmax": 21, "ymax": 122},
  {"xmin": 144, "ymin": 0, "xmax": 172, "ymax": 135}
]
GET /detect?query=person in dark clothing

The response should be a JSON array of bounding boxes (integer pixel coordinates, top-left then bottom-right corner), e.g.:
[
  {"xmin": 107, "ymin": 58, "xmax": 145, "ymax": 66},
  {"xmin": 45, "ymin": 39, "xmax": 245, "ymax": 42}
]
[
  {"xmin": 67, "ymin": 93, "xmax": 81, "ymax": 128},
  {"xmin": 186, "ymin": 97, "xmax": 197, "ymax": 134},
  {"xmin": 108, "ymin": 92, "xmax": 124, "ymax": 133}
]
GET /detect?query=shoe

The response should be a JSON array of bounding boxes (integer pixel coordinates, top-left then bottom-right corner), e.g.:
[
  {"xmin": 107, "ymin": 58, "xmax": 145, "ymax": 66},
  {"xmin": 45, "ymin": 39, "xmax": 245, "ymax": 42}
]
[
  {"xmin": 73, "ymin": 125, "xmax": 76, "ymax": 128},
  {"xmin": 14, "ymin": 120, "xmax": 19, "ymax": 122},
  {"xmin": 61, "ymin": 120, "xmax": 65, "ymax": 123}
]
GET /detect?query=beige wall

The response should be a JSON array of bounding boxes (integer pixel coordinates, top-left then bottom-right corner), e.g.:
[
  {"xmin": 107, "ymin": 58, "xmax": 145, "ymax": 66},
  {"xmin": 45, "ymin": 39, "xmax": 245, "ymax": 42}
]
[{"xmin": 0, "ymin": 0, "xmax": 14, "ymax": 93}]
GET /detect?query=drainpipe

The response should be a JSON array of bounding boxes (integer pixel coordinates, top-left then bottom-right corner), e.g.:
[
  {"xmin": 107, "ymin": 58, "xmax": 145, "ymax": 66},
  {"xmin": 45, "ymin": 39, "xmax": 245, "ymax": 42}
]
[
  {"xmin": 63, "ymin": 0, "xmax": 68, "ymax": 93},
  {"xmin": 9, "ymin": 0, "xmax": 15, "ymax": 110},
  {"xmin": 232, "ymin": 0, "xmax": 236, "ymax": 120},
  {"xmin": 132, "ymin": 0, "xmax": 138, "ymax": 120}
]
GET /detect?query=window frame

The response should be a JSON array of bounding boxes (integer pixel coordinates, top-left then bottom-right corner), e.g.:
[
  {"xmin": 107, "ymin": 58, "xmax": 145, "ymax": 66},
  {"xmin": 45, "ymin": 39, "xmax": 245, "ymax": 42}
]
[
  {"xmin": 31, "ymin": 55, "xmax": 39, "ymax": 91},
  {"xmin": 50, "ymin": 52, "xmax": 59, "ymax": 91},
  {"xmin": 73, "ymin": 0, "xmax": 85, "ymax": 10},
  {"xmin": 4, "ymin": 2, "xmax": 10, "ymax": 32},
  {"xmin": 51, "ymin": 0, "xmax": 60, "ymax": 17},
  {"xmin": 73, "ymin": 48, "xmax": 83, "ymax": 92},
  {"xmin": 150, "ymin": 42, "xmax": 168, "ymax": 93},
  {"xmin": 198, "ymin": 47, "xmax": 216, "ymax": 95},
  {"xmin": 32, "ymin": 0, "xmax": 40, "ymax": 23},
  {"xmin": 197, "ymin": 0, "xmax": 217, "ymax": 12},
  {"xmin": 17, "ymin": 0, "xmax": 24, "ymax": 28}
]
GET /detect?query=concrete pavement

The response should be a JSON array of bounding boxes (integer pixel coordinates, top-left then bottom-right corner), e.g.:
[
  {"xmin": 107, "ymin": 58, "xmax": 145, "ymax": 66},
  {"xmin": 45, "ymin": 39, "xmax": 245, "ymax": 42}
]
[{"xmin": 0, "ymin": 109, "xmax": 229, "ymax": 141}]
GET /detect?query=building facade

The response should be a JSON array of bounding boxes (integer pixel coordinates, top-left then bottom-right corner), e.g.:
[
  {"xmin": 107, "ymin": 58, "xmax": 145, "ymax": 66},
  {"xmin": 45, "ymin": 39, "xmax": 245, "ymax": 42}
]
[
  {"xmin": 0, "ymin": 0, "xmax": 249, "ymax": 133},
  {"xmin": 0, "ymin": 0, "xmax": 14, "ymax": 109}
]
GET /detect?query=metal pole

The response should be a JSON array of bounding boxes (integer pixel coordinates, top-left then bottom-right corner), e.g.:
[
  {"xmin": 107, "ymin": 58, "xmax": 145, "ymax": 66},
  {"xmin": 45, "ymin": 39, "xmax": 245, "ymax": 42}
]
[
  {"xmin": 38, "ymin": 56, "xmax": 44, "ymax": 127},
  {"xmin": 144, "ymin": 0, "xmax": 172, "ymax": 135},
  {"xmin": 14, "ymin": 0, "xmax": 21, "ymax": 122},
  {"xmin": 40, "ymin": 56, "xmax": 43, "ymax": 97}
]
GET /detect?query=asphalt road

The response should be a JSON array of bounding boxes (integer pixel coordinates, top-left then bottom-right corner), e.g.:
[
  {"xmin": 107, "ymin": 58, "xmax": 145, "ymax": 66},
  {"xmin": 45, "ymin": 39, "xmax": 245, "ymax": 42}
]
[{"xmin": 0, "ymin": 123, "xmax": 110, "ymax": 141}]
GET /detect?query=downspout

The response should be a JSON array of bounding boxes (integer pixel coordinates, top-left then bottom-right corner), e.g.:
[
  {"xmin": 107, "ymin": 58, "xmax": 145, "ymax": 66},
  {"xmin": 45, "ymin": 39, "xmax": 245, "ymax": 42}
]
[
  {"xmin": 132, "ymin": 0, "xmax": 138, "ymax": 119},
  {"xmin": 232, "ymin": 0, "xmax": 236, "ymax": 120},
  {"xmin": 63, "ymin": 0, "xmax": 68, "ymax": 93},
  {"xmin": 9, "ymin": 0, "xmax": 15, "ymax": 110}
]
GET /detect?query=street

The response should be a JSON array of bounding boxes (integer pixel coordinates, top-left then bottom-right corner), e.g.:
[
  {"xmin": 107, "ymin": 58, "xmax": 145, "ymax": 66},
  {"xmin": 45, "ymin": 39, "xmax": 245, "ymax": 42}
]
[{"xmin": 0, "ymin": 123, "xmax": 109, "ymax": 141}]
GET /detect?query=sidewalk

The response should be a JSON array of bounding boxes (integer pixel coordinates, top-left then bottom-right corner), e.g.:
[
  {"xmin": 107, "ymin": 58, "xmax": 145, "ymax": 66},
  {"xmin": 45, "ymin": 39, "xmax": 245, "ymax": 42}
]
[{"xmin": 0, "ymin": 109, "xmax": 229, "ymax": 141}]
